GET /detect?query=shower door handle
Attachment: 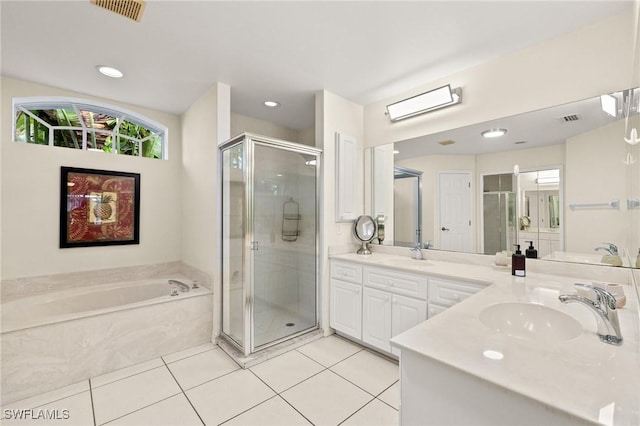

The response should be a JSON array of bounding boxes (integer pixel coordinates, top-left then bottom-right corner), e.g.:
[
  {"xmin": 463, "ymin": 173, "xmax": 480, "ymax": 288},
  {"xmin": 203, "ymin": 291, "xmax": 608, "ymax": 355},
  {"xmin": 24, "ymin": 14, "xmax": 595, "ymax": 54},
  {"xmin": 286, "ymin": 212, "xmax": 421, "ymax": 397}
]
[{"xmin": 251, "ymin": 241, "xmax": 259, "ymax": 251}]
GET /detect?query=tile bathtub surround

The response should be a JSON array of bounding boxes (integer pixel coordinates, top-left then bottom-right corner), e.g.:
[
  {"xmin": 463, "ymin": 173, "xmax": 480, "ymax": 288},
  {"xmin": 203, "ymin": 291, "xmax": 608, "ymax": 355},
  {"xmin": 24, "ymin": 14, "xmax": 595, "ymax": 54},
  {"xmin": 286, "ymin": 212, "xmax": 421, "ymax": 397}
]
[{"xmin": 2, "ymin": 335, "xmax": 400, "ymax": 426}]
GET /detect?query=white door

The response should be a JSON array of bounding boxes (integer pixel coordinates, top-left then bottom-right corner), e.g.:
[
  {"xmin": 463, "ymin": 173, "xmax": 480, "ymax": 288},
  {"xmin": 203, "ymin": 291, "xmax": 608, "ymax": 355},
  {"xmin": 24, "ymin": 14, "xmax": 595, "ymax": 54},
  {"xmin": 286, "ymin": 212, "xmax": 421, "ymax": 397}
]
[
  {"xmin": 439, "ymin": 172, "xmax": 473, "ymax": 252},
  {"xmin": 362, "ymin": 287, "xmax": 392, "ymax": 352},
  {"xmin": 330, "ymin": 279, "xmax": 362, "ymax": 339},
  {"xmin": 391, "ymin": 294, "xmax": 427, "ymax": 356}
]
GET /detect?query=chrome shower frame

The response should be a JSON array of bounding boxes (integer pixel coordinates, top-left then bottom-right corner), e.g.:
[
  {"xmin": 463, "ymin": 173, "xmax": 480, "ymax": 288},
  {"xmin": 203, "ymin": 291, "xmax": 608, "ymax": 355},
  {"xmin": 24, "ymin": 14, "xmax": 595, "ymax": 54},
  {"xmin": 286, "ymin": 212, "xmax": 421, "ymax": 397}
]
[{"xmin": 218, "ymin": 133, "xmax": 322, "ymax": 357}]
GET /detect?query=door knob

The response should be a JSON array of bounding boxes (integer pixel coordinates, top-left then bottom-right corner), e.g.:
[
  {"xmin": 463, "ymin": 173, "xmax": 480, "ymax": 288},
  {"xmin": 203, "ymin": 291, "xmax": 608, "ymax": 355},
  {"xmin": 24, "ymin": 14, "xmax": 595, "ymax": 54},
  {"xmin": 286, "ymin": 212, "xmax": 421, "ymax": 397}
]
[{"xmin": 441, "ymin": 227, "xmax": 450, "ymax": 231}]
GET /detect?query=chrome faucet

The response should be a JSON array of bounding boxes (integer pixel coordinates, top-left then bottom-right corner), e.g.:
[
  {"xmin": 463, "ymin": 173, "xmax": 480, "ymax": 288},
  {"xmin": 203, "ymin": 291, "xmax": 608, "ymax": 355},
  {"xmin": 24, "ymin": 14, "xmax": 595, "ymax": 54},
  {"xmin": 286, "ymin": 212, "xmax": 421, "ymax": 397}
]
[
  {"xmin": 595, "ymin": 242, "xmax": 618, "ymax": 256},
  {"xmin": 558, "ymin": 283, "xmax": 622, "ymax": 345},
  {"xmin": 168, "ymin": 279, "xmax": 190, "ymax": 292},
  {"xmin": 410, "ymin": 242, "xmax": 424, "ymax": 260}
]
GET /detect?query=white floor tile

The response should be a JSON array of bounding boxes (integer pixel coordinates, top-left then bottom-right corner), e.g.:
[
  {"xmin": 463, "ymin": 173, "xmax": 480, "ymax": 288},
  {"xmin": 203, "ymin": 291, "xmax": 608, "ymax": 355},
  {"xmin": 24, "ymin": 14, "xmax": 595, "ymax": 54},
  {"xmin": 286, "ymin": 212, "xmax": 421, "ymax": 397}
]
[
  {"xmin": 162, "ymin": 342, "xmax": 216, "ymax": 364},
  {"xmin": 1, "ymin": 381, "xmax": 89, "ymax": 414},
  {"xmin": 377, "ymin": 382, "xmax": 399, "ymax": 410},
  {"xmin": 105, "ymin": 394, "xmax": 202, "ymax": 426},
  {"xmin": 281, "ymin": 370, "xmax": 372, "ymax": 426},
  {"xmin": 2, "ymin": 391, "xmax": 94, "ymax": 426},
  {"xmin": 187, "ymin": 369, "xmax": 275, "ymax": 425},
  {"xmin": 222, "ymin": 396, "xmax": 311, "ymax": 425},
  {"xmin": 341, "ymin": 398, "xmax": 399, "ymax": 426},
  {"xmin": 166, "ymin": 347, "xmax": 239, "ymax": 390},
  {"xmin": 296, "ymin": 335, "xmax": 362, "ymax": 367},
  {"xmin": 250, "ymin": 350, "xmax": 325, "ymax": 393},
  {"xmin": 91, "ymin": 358, "xmax": 164, "ymax": 389},
  {"xmin": 92, "ymin": 366, "xmax": 181, "ymax": 425},
  {"xmin": 331, "ymin": 350, "xmax": 398, "ymax": 395}
]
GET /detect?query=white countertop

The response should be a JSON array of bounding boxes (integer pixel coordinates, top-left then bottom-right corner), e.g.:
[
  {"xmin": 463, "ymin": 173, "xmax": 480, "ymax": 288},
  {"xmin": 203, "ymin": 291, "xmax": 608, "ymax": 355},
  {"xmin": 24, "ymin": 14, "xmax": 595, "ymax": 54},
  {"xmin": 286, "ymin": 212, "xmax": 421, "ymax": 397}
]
[{"xmin": 330, "ymin": 252, "xmax": 640, "ymax": 426}]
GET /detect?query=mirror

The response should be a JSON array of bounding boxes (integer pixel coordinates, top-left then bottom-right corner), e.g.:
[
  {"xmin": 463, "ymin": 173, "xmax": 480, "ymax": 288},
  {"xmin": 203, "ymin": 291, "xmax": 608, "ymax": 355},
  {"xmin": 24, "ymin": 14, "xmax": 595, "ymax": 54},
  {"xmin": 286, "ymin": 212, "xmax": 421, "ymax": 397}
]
[
  {"xmin": 353, "ymin": 215, "xmax": 377, "ymax": 255},
  {"xmin": 367, "ymin": 88, "xmax": 640, "ymax": 267}
]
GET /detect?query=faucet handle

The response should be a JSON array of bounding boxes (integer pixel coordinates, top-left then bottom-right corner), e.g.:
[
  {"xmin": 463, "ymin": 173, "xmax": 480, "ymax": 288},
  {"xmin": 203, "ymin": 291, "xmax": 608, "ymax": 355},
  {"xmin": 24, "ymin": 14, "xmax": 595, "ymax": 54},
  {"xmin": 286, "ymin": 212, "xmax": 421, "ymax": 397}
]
[
  {"xmin": 574, "ymin": 283, "xmax": 617, "ymax": 310},
  {"xmin": 601, "ymin": 242, "xmax": 619, "ymax": 255}
]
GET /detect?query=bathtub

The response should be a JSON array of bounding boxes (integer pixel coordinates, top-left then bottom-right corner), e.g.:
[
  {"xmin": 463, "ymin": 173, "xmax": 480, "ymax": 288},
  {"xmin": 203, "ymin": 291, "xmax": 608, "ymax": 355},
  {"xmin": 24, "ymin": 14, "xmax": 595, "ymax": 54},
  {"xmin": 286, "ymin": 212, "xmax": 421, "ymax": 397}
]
[{"xmin": 1, "ymin": 277, "xmax": 213, "ymax": 403}]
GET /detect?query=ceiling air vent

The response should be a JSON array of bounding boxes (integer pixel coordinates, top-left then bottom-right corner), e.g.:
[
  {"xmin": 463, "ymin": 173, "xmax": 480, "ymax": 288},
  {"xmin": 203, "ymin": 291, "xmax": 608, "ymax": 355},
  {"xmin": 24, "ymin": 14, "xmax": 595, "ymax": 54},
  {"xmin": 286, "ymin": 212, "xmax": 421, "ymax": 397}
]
[
  {"xmin": 558, "ymin": 114, "xmax": 581, "ymax": 123},
  {"xmin": 438, "ymin": 140, "xmax": 456, "ymax": 146},
  {"xmin": 91, "ymin": 0, "xmax": 146, "ymax": 22}
]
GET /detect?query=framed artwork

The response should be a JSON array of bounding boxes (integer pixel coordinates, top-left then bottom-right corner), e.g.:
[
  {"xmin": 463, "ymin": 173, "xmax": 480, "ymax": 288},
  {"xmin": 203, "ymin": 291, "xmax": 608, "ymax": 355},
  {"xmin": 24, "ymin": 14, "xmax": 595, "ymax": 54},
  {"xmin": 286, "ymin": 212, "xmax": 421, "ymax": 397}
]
[{"xmin": 60, "ymin": 167, "xmax": 140, "ymax": 248}]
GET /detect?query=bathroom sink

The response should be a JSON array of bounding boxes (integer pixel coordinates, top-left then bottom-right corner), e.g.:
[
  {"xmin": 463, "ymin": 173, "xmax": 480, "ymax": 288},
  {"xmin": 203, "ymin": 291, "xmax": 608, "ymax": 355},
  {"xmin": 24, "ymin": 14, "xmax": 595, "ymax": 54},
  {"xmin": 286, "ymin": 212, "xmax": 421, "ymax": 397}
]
[{"xmin": 479, "ymin": 302, "xmax": 582, "ymax": 342}]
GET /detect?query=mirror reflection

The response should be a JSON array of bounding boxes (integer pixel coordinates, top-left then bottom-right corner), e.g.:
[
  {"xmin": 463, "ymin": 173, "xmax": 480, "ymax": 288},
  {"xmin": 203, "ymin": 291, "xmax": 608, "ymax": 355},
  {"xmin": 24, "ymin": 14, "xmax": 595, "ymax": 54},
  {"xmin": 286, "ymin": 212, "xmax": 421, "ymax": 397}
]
[{"xmin": 367, "ymin": 88, "xmax": 640, "ymax": 267}]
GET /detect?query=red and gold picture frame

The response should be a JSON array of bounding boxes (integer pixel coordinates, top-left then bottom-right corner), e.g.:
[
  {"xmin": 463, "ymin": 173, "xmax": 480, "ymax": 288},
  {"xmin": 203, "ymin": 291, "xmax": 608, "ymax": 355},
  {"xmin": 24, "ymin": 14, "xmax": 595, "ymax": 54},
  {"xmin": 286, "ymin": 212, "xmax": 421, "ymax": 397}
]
[{"xmin": 60, "ymin": 167, "xmax": 140, "ymax": 248}]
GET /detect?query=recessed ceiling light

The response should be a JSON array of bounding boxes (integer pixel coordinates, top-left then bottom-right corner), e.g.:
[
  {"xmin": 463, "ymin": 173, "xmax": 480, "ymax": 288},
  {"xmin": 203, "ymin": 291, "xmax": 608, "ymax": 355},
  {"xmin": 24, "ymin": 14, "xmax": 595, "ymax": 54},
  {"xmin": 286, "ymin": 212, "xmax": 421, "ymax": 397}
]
[
  {"xmin": 481, "ymin": 128, "xmax": 507, "ymax": 138},
  {"xmin": 264, "ymin": 101, "xmax": 280, "ymax": 108},
  {"xmin": 96, "ymin": 65, "xmax": 123, "ymax": 78}
]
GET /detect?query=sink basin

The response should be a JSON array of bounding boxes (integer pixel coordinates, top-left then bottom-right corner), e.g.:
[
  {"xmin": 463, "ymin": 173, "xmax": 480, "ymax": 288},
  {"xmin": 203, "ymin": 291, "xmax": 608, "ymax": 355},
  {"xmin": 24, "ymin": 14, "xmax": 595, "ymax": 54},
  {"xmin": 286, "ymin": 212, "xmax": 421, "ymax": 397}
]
[{"xmin": 479, "ymin": 302, "xmax": 582, "ymax": 342}]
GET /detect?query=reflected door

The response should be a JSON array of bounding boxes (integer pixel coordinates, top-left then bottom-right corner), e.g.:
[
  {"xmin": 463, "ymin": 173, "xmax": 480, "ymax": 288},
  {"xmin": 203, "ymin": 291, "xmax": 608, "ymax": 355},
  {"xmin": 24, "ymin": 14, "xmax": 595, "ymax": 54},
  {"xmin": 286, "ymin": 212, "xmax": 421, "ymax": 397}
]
[
  {"xmin": 251, "ymin": 143, "xmax": 318, "ymax": 349},
  {"xmin": 439, "ymin": 172, "xmax": 472, "ymax": 252}
]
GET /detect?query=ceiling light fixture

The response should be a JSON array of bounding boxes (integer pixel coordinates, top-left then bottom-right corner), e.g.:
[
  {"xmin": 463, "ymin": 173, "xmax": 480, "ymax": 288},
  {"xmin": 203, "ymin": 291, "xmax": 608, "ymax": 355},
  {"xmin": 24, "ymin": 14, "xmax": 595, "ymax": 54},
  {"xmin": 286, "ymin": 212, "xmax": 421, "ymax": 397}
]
[
  {"xmin": 96, "ymin": 65, "xmax": 123, "ymax": 78},
  {"xmin": 536, "ymin": 177, "xmax": 560, "ymax": 184},
  {"xmin": 481, "ymin": 128, "xmax": 507, "ymax": 138},
  {"xmin": 264, "ymin": 101, "xmax": 280, "ymax": 108},
  {"xmin": 386, "ymin": 84, "xmax": 462, "ymax": 122}
]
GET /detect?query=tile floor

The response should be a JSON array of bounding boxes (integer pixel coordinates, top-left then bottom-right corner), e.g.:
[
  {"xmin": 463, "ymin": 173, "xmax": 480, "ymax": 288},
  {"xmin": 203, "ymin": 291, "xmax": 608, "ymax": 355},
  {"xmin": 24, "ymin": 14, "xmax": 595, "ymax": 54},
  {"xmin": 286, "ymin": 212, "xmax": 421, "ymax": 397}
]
[{"xmin": 1, "ymin": 335, "xmax": 399, "ymax": 426}]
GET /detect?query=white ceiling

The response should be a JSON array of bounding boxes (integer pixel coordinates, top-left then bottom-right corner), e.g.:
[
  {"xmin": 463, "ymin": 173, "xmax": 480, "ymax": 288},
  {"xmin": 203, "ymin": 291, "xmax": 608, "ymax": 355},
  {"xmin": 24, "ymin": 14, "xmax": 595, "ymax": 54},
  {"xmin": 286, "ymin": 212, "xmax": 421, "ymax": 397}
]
[{"xmin": 0, "ymin": 1, "xmax": 632, "ymax": 130}]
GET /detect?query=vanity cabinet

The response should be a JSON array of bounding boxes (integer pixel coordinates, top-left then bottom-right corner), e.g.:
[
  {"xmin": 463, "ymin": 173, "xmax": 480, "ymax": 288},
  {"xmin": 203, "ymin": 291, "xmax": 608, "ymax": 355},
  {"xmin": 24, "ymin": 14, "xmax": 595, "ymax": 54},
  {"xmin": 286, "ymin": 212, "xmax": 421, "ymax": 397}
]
[
  {"xmin": 330, "ymin": 261, "xmax": 363, "ymax": 339},
  {"xmin": 330, "ymin": 259, "xmax": 486, "ymax": 356},
  {"xmin": 427, "ymin": 277, "xmax": 487, "ymax": 318},
  {"xmin": 362, "ymin": 267, "xmax": 428, "ymax": 354}
]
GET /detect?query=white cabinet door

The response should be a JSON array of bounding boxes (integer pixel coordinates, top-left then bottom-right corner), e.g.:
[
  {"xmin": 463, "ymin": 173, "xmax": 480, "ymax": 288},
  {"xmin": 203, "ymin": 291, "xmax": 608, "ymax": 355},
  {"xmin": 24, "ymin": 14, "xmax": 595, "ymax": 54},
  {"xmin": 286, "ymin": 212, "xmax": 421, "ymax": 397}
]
[
  {"xmin": 391, "ymin": 294, "xmax": 427, "ymax": 356},
  {"xmin": 330, "ymin": 279, "xmax": 362, "ymax": 339},
  {"xmin": 362, "ymin": 287, "xmax": 392, "ymax": 352}
]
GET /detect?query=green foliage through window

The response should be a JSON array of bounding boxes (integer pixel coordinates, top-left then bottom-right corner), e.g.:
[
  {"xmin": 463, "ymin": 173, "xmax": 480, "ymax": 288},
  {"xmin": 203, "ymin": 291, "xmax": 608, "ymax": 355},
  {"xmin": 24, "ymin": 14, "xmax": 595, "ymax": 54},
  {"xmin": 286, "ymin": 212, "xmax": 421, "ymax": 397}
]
[{"xmin": 13, "ymin": 98, "xmax": 167, "ymax": 159}]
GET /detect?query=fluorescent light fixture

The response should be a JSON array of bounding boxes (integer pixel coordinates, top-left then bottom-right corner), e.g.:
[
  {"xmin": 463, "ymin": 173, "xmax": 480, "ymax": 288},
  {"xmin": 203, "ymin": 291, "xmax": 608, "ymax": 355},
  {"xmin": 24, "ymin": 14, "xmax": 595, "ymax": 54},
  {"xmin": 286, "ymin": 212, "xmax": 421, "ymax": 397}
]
[
  {"xmin": 481, "ymin": 128, "xmax": 507, "ymax": 138},
  {"xmin": 386, "ymin": 85, "xmax": 462, "ymax": 121},
  {"xmin": 600, "ymin": 94, "xmax": 617, "ymax": 117},
  {"xmin": 536, "ymin": 177, "xmax": 560, "ymax": 184},
  {"xmin": 264, "ymin": 100, "xmax": 280, "ymax": 108},
  {"xmin": 96, "ymin": 65, "xmax": 123, "ymax": 78}
]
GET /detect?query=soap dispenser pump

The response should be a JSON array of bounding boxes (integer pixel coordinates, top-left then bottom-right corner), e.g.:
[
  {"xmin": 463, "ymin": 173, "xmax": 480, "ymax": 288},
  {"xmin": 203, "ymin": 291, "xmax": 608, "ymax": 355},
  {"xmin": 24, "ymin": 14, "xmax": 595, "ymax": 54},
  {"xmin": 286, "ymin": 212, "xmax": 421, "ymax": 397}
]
[
  {"xmin": 512, "ymin": 244, "xmax": 526, "ymax": 277},
  {"xmin": 525, "ymin": 241, "xmax": 537, "ymax": 259}
]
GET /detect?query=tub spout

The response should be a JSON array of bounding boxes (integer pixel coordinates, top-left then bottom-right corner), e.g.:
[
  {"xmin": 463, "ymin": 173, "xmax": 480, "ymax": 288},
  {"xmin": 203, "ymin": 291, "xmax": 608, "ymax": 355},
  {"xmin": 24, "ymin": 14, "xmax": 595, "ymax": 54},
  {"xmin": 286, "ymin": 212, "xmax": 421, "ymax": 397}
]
[{"xmin": 168, "ymin": 279, "xmax": 190, "ymax": 292}]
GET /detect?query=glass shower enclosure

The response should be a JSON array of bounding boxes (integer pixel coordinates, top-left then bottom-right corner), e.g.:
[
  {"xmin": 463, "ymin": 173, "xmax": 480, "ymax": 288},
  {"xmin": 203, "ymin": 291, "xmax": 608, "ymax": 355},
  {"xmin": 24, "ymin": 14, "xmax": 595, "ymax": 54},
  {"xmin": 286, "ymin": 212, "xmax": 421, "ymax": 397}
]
[{"xmin": 220, "ymin": 133, "xmax": 321, "ymax": 356}]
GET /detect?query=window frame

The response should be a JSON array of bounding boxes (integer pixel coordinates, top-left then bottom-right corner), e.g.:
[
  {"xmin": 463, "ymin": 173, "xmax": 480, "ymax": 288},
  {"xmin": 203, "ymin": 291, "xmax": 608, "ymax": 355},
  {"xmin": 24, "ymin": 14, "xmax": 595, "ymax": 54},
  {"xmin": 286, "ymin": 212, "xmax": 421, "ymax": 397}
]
[{"xmin": 12, "ymin": 96, "xmax": 169, "ymax": 160}]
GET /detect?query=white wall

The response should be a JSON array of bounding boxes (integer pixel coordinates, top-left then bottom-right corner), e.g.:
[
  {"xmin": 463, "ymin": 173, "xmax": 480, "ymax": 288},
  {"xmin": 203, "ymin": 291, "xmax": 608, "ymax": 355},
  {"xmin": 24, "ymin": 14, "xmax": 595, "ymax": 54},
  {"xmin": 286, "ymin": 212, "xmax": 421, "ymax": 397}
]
[
  {"xmin": 181, "ymin": 83, "xmax": 230, "ymax": 337},
  {"xmin": 364, "ymin": 13, "xmax": 637, "ymax": 149},
  {"xmin": 565, "ymin": 119, "xmax": 630, "ymax": 253},
  {"xmin": 0, "ymin": 77, "xmax": 182, "ymax": 280},
  {"xmin": 316, "ymin": 90, "xmax": 364, "ymax": 334},
  {"xmin": 230, "ymin": 112, "xmax": 316, "ymax": 147}
]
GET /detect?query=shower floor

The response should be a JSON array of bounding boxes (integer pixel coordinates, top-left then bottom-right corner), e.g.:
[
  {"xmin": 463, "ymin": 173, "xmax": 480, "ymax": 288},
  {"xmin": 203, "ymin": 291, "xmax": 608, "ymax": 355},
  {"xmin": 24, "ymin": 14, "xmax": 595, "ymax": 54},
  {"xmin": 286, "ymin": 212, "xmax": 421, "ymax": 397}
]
[{"xmin": 226, "ymin": 289, "xmax": 317, "ymax": 350}]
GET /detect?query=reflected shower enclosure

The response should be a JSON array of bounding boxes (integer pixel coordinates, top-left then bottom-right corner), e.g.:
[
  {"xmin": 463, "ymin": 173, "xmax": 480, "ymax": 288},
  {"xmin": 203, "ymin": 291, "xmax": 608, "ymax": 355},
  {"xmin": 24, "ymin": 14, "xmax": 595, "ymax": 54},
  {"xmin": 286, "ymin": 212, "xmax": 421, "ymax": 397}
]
[{"xmin": 220, "ymin": 133, "xmax": 321, "ymax": 356}]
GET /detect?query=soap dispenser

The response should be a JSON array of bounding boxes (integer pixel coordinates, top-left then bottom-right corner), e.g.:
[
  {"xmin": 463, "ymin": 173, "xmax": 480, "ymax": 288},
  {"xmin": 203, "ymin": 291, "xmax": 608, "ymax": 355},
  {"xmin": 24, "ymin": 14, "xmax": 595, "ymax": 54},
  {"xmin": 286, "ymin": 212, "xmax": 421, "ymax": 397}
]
[
  {"xmin": 512, "ymin": 244, "xmax": 526, "ymax": 277},
  {"xmin": 525, "ymin": 241, "xmax": 537, "ymax": 259}
]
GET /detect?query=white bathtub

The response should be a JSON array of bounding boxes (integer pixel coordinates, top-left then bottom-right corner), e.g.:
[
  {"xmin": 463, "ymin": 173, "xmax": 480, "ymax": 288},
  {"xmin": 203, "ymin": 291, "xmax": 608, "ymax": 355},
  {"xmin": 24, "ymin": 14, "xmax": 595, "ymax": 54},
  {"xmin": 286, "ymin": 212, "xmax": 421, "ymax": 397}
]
[{"xmin": 1, "ymin": 277, "xmax": 213, "ymax": 403}]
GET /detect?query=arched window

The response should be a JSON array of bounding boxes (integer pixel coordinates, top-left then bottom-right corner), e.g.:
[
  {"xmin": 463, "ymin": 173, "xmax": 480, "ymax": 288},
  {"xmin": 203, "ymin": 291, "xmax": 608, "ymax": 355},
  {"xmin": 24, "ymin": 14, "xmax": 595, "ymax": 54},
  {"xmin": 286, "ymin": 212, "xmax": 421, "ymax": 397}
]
[{"xmin": 12, "ymin": 97, "xmax": 168, "ymax": 159}]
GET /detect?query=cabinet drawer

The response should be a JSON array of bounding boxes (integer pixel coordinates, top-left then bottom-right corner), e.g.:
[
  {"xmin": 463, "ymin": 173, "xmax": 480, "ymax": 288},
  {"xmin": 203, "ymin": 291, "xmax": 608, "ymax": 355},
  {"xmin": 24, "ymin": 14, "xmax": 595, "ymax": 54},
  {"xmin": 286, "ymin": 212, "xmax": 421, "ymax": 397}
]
[
  {"xmin": 428, "ymin": 278, "xmax": 486, "ymax": 308},
  {"xmin": 364, "ymin": 267, "xmax": 427, "ymax": 300},
  {"xmin": 331, "ymin": 261, "xmax": 363, "ymax": 284}
]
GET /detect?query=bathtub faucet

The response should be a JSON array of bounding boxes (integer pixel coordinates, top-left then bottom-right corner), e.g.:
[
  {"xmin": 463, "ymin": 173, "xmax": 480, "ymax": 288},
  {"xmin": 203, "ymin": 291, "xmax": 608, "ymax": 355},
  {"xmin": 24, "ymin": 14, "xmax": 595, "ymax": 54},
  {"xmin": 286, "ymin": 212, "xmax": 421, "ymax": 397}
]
[{"xmin": 168, "ymin": 279, "xmax": 190, "ymax": 292}]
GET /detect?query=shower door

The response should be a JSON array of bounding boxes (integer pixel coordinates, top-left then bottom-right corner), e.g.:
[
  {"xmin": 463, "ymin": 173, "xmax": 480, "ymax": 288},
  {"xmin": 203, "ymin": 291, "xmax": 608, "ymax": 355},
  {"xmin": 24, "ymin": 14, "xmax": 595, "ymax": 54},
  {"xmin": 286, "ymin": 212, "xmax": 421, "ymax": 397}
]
[
  {"xmin": 251, "ymin": 142, "xmax": 318, "ymax": 349},
  {"xmin": 221, "ymin": 134, "xmax": 320, "ymax": 356}
]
